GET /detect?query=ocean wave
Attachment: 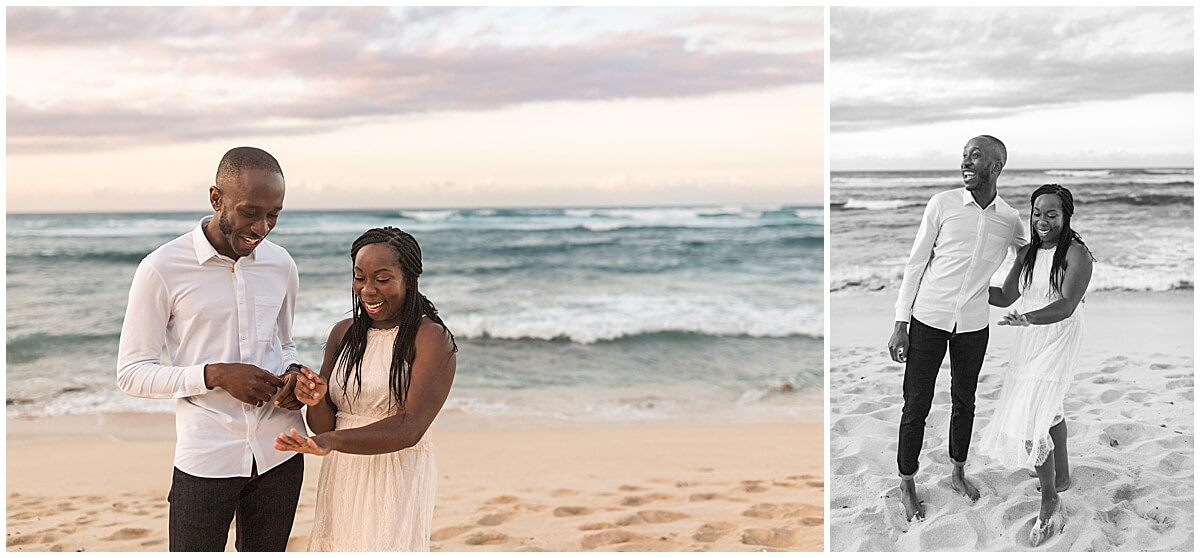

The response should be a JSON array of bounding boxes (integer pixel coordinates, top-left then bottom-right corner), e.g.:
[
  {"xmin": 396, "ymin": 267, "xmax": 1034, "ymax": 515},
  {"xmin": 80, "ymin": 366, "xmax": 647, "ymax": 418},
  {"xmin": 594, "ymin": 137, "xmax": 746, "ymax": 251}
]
[
  {"xmin": 7, "ymin": 332, "xmax": 120, "ymax": 363},
  {"xmin": 1085, "ymin": 193, "xmax": 1194, "ymax": 206},
  {"xmin": 831, "ymin": 263, "xmax": 1192, "ymax": 293},
  {"xmin": 9, "ymin": 248, "xmax": 151, "ymax": 264},
  {"xmin": 398, "ymin": 209, "xmax": 462, "ymax": 221},
  {"xmin": 1044, "ymin": 169, "xmax": 1112, "ymax": 178},
  {"xmin": 448, "ymin": 296, "xmax": 823, "ymax": 343},
  {"xmin": 835, "ymin": 198, "xmax": 925, "ymax": 211}
]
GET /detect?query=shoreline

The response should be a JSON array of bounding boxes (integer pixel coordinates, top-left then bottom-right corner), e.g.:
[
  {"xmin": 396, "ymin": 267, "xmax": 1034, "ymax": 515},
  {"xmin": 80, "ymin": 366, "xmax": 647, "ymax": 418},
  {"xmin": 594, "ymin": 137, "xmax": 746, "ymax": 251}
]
[{"xmin": 7, "ymin": 414, "xmax": 822, "ymax": 551}]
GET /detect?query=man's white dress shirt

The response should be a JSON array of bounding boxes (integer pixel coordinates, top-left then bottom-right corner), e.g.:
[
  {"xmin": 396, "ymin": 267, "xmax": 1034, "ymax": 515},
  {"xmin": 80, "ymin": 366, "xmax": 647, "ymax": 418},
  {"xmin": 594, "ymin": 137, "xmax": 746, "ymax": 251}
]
[
  {"xmin": 895, "ymin": 188, "xmax": 1028, "ymax": 333},
  {"xmin": 117, "ymin": 217, "xmax": 305, "ymax": 478}
]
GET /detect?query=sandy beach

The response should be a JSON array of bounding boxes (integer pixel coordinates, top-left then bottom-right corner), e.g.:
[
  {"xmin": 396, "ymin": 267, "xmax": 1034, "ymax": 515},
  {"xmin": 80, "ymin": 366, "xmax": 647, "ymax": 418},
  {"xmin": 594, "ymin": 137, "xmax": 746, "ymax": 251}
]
[
  {"xmin": 829, "ymin": 290, "xmax": 1194, "ymax": 551},
  {"xmin": 6, "ymin": 412, "xmax": 822, "ymax": 552}
]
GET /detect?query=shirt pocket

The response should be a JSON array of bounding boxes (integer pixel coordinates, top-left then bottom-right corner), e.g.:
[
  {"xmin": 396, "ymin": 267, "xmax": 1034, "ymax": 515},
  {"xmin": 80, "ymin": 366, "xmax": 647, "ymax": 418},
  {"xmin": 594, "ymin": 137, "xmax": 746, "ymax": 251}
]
[
  {"xmin": 982, "ymin": 232, "xmax": 1008, "ymax": 263},
  {"xmin": 254, "ymin": 296, "xmax": 284, "ymax": 343}
]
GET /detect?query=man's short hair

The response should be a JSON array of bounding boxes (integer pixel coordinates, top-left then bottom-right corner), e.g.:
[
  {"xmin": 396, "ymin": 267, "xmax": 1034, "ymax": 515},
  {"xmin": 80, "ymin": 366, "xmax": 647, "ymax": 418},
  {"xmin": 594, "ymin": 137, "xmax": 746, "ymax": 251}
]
[
  {"xmin": 977, "ymin": 135, "xmax": 1007, "ymax": 169},
  {"xmin": 216, "ymin": 147, "xmax": 283, "ymax": 187}
]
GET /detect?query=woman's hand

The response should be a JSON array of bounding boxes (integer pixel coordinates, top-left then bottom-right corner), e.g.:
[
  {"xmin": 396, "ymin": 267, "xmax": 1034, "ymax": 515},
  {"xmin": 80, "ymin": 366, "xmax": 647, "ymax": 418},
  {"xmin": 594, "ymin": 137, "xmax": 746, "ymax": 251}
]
[
  {"xmin": 293, "ymin": 366, "xmax": 328, "ymax": 407},
  {"xmin": 274, "ymin": 428, "xmax": 332, "ymax": 456},
  {"xmin": 998, "ymin": 310, "xmax": 1031, "ymax": 327}
]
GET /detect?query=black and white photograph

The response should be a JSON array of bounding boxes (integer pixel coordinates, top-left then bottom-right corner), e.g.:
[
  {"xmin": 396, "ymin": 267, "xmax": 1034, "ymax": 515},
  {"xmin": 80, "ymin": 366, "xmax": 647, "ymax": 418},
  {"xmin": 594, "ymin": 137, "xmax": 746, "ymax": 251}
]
[{"xmin": 827, "ymin": 6, "xmax": 1194, "ymax": 552}]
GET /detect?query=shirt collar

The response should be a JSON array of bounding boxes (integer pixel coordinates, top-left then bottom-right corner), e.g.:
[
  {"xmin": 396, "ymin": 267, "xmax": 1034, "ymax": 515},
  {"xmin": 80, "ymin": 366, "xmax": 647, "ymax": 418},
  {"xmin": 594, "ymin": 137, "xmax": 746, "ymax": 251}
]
[
  {"xmin": 959, "ymin": 187, "xmax": 1003, "ymax": 211},
  {"xmin": 193, "ymin": 216, "xmax": 257, "ymax": 265}
]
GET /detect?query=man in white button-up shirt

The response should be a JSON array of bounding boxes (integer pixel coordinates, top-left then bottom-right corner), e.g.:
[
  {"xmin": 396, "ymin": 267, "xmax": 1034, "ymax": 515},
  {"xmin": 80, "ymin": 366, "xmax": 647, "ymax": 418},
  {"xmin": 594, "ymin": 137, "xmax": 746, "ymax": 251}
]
[
  {"xmin": 117, "ymin": 147, "xmax": 312, "ymax": 551},
  {"xmin": 886, "ymin": 136, "xmax": 1029, "ymax": 522}
]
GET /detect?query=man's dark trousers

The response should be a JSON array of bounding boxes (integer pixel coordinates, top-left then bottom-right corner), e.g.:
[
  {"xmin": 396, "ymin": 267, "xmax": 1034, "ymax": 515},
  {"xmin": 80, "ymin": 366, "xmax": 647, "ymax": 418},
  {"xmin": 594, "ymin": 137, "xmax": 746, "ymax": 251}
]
[
  {"xmin": 897, "ymin": 317, "xmax": 989, "ymax": 476},
  {"xmin": 168, "ymin": 453, "xmax": 303, "ymax": 551}
]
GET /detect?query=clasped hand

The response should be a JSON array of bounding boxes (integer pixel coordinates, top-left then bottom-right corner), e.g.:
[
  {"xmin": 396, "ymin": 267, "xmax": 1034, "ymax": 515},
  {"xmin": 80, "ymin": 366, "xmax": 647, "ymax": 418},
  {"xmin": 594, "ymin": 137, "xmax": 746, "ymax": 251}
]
[
  {"xmin": 998, "ymin": 310, "xmax": 1031, "ymax": 327},
  {"xmin": 275, "ymin": 366, "xmax": 329, "ymax": 410}
]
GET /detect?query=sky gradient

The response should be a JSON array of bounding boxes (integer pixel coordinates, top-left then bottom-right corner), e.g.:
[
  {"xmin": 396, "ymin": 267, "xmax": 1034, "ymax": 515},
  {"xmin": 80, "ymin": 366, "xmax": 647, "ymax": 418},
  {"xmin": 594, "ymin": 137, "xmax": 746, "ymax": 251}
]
[
  {"xmin": 6, "ymin": 6, "xmax": 824, "ymax": 213},
  {"xmin": 830, "ymin": 6, "xmax": 1194, "ymax": 172}
]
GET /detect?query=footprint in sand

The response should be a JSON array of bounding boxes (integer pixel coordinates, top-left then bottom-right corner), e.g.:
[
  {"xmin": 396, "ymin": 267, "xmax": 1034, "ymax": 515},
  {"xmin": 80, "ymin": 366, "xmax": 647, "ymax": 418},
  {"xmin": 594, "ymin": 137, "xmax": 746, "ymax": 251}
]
[
  {"xmin": 549, "ymin": 488, "xmax": 579, "ymax": 497},
  {"xmin": 8, "ymin": 532, "xmax": 61, "ymax": 546},
  {"xmin": 742, "ymin": 502, "xmax": 822, "ymax": 521},
  {"xmin": 463, "ymin": 530, "xmax": 511, "ymax": 546},
  {"xmin": 689, "ymin": 493, "xmax": 720, "ymax": 502},
  {"xmin": 919, "ymin": 515, "xmax": 978, "ymax": 549},
  {"xmin": 1099, "ymin": 389, "xmax": 1121, "ymax": 404},
  {"xmin": 1143, "ymin": 507, "xmax": 1177, "ymax": 532},
  {"xmin": 477, "ymin": 511, "xmax": 513, "ymax": 526},
  {"xmin": 485, "ymin": 495, "xmax": 520, "ymax": 505},
  {"xmin": 430, "ymin": 525, "xmax": 473, "ymax": 541},
  {"xmin": 1150, "ymin": 363, "xmax": 1177, "ymax": 370},
  {"xmin": 580, "ymin": 529, "xmax": 642, "ymax": 550},
  {"xmin": 740, "ymin": 527, "xmax": 796, "ymax": 548},
  {"xmin": 553, "ymin": 506, "xmax": 593, "ymax": 517},
  {"xmin": 620, "ymin": 493, "xmax": 672, "ymax": 507},
  {"xmin": 578, "ymin": 522, "xmax": 615, "ymax": 531},
  {"xmin": 1111, "ymin": 483, "xmax": 1143, "ymax": 504},
  {"xmin": 618, "ymin": 484, "xmax": 643, "ymax": 491},
  {"xmin": 1099, "ymin": 423, "xmax": 1155, "ymax": 449},
  {"xmin": 693, "ymin": 521, "xmax": 737, "ymax": 542},
  {"xmin": 103, "ymin": 528, "xmax": 151, "ymax": 541},
  {"xmin": 831, "ymin": 455, "xmax": 868, "ymax": 476},
  {"xmin": 1165, "ymin": 378, "xmax": 1193, "ymax": 390},
  {"xmin": 1155, "ymin": 451, "xmax": 1192, "ymax": 476},
  {"xmin": 617, "ymin": 510, "xmax": 688, "ymax": 526},
  {"xmin": 740, "ymin": 480, "xmax": 769, "ymax": 493}
]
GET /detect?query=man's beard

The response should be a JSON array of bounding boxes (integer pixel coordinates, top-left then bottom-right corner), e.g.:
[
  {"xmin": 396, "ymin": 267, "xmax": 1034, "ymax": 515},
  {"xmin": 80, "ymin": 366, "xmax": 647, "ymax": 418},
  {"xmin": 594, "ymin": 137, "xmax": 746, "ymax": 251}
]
[{"xmin": 218, "ymin": 211, "xmax": 233, "ymax": 236}]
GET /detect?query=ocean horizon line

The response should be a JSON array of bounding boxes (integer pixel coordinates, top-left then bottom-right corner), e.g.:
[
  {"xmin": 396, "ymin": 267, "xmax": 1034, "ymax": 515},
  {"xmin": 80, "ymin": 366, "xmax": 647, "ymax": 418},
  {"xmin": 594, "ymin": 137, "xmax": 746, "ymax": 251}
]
[
  {"xmin": 831, "ymin": 165, "xmax": 1193, "ymax": 174},
  {"xmin": 6, "ymin": 201, "xmax": 821, "ymax": 217}
]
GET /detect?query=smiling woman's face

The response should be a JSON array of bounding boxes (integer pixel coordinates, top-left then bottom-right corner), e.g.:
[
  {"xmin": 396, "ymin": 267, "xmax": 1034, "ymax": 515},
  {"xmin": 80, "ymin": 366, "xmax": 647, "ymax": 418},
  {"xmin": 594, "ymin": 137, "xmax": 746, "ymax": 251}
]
[
  {"xmin": 353, "ymin": 242, "xmax": 408, "ymax": 329},
  {"xmin": 1032, "ymin": 193, "xmax": 1065, "ymax": 245}
]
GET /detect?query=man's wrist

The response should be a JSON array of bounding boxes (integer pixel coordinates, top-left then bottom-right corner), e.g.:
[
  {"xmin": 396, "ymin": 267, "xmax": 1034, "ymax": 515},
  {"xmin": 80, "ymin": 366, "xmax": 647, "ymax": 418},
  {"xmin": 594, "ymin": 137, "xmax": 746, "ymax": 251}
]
[
  {"xmin": 203, "ymin": 364, "xmax": 216, "ymax": 390},
  {"xmin": 286, "ymin": 363, "xmax": 303, "ymax": 375}
]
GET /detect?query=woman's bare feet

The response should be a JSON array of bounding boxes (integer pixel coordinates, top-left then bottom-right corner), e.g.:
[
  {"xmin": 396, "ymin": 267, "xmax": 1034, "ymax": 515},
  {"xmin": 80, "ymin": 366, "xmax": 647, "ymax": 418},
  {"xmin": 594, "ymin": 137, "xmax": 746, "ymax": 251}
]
[{"xmin": 1030, "ymin": 494, "xmax": 1063, "ymax": 546}]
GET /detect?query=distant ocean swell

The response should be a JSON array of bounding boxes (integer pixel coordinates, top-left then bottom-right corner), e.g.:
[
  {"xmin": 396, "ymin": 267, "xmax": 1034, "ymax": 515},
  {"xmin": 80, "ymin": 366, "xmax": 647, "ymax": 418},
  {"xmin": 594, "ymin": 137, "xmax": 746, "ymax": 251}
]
[
  {"xmin": 7, "ymin": 204, "xmax": 821, "ymax": 422},
  {"xmin": 830, "ymin": 168, "xmax": 1192, "ymax": 295},
  {"xmin": 831, "ymin": 263, "xmax": 1194, "ymax": 294}
]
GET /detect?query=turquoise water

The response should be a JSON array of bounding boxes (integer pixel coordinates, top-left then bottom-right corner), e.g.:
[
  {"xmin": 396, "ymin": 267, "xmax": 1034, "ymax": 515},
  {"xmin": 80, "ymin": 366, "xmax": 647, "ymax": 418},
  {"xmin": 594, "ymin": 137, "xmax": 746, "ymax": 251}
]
[{"xmin": 6, "ymin": 204, "xmax": 823, "ymax": 422}]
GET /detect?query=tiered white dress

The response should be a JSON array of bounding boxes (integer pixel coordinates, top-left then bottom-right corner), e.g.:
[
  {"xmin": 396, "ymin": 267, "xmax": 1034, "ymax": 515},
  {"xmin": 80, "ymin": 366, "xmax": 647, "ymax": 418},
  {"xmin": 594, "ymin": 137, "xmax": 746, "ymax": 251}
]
[
  {"xmin": 307, "ymin": 326, "xmax": 437, "ymax": 551},
  {"xmin": 979, "ymin": 247, "xmax": 1084, "ymax": 469}
]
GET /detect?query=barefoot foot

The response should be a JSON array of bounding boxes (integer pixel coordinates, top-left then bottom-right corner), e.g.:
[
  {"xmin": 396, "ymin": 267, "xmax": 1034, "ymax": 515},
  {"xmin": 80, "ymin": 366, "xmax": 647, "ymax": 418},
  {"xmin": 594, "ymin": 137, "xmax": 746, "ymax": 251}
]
[
  {"xmin": 951, "ymin": 463, "xmax": 980, "ymax": 502},
  {"xmin": 899, "ymin": 476, "xmax": 925, "ymax": 522},
  {"xmin": 1030, "ymin": 496, "xmax": 1063, "ymax": 547}
]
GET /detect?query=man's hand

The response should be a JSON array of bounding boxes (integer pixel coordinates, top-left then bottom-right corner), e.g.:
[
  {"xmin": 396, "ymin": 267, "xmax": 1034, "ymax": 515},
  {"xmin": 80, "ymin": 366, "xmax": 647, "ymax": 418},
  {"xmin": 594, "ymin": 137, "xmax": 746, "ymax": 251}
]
[
  {"xmin": 274, "ymin": 372, "xmax": 304, "ymax": 411},
  {"xmin": 204, "ymin": 363, "xmax": 285, "ymax": 406},
  {"xmin": 292, "ymin": 366, "xmax": 328, "ymax": 407},
  {"xmin": 888, "ymin": 321, "xmax": 910, "ymax": 363}
]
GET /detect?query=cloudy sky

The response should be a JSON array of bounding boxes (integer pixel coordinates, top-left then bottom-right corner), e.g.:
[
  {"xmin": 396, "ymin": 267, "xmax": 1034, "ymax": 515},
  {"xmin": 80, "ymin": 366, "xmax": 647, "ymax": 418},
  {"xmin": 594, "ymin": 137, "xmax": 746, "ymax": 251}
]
[
  {"xmin": 831, "ymin": 6, "xmax": 1194, "ymax": 171},
  {"xmin": 6, "ymin": 6, "xmax": 823, "ymax": 213}
]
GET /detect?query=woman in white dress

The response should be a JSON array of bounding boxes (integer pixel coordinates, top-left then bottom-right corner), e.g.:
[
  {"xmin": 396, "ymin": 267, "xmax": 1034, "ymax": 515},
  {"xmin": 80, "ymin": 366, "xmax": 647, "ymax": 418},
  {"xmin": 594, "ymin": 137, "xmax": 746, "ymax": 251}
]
[
  {"xmin": 275, "ymin": 226, "xmax": 457, "ymax": 551},
  {"xmin": 981, "ymin": 184, "xmax": 1093, "ymax": 546}
]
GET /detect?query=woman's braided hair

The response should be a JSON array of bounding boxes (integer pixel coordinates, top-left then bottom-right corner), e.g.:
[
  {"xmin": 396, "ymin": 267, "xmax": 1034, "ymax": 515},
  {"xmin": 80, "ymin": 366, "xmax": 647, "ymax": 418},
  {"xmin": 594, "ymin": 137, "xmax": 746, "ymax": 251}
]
[
  {"xmin": 332, "ymin": 226, "xmax": 457, "ymax": 409},
  {"xmin": 1020, "ymin": 184, "xmax": 1093, "ymax": 297}
]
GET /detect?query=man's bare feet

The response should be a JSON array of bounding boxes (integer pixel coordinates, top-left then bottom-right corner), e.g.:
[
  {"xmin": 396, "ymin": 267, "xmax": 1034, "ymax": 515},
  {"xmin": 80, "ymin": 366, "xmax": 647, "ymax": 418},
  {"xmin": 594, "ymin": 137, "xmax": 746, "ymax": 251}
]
[
  {"xmin": 951, "ymin": 462, "xmax": 981, "ymax": 502},
  {"xmin": 899, "ymin": 475, "xmax": 925, "ymax": 521}
]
